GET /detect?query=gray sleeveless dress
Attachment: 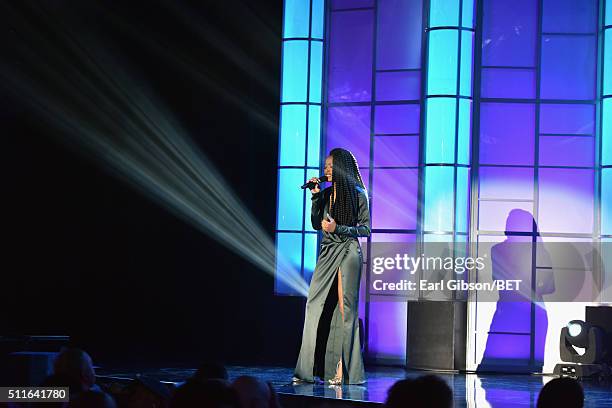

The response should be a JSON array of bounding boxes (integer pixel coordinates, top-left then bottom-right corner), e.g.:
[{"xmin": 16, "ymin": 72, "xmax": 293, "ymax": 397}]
[{"xmin": 293, "ymin": 185, "xmax": 370, "ymax": 384}]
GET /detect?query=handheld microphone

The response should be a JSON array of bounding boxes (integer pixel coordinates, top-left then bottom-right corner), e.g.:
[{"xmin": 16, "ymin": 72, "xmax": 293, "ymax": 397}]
[{"xmin": 300, "ymin": 175, "xmax": 328, "ymax": 190}]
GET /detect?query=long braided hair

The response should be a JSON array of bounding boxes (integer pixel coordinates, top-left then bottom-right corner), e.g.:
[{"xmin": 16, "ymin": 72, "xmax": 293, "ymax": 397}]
[{"xmin": 329, "ymin": 148, "xmax": 366, "ymax": 227}]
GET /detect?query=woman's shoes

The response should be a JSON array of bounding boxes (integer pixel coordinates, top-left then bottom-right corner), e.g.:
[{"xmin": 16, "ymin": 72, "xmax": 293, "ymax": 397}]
[
  {"xmin": 327, "ymin": 376, "xmax": 342, "ymax": 385},
  {"xmin": 327, "ymin": 360, "xmax": 343, "ymax": 385},
  {"xmin": 292, "ymin": 376, "xmax": 323, "ymax": 384}
]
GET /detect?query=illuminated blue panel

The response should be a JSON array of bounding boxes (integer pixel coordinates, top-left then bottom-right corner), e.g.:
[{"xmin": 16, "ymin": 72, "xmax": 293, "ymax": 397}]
[
  {"xmin": 372, "ymin": 169, "xmax": 419, "ymax": 230},
  {"xmin": 309, "ymin": 41, "xmax": 323, "ymax": 103},
  {"xmin": 608, "ymin": 2, "xmax": 612, "ymax": 26},
  {"xmin": 307, "ymin": 106, "xmax": 321, "ymax": 168},
  {"xmin": 604, "ymin": 98, "xmax": 612, "ymax": 166},
  {"xmin": 455, "ymin": 234, "xmax": 467, "ymax": 244},
  {"xmin": 423, "ymin": 0, "xmax": 474, "ymax": 251},
  {"xmin": 283, "ymin": 0, "xmax": 310, "ymax": 38},
  {"xmin": 374, "ymin": 136, "xmax": 419, "ymax": 167},
  {"xmin": 327, "ymin": 106, "xmax": 371, "ymax": 168},
  {"xmin": 427, "ymin": 30, "xmax": 459, "ymax": 95},
  {"xmin": 462, "ymin": 0, "xmax": 475, "ymax": 28},
  {"xmin": 368, "ymin": 299, "xmax": 407, "ymax": 360},
  {"xmin": 539, "ymin": 136, "xmax": 594, "ymax": 167},
  {"xmin": 375, "ymin": 104, "xmax": 420, "ymax": 134},
  {"xmin": 457, "ymin": 99, "xmax": 471, "ymax": 165},
  {"xmin": 481, "ymin": 68, "xmax": 536, "ymax": 99},
  {"xmin": 425, "ymin": 98, "xmax": 456, "ymax": 164},
  {"xmin": 542, "ymin": 0, "xmax": 597, "ymax": 34},
  {"xmin": 541, "ymin": 35, "xmax": 596, "ymax": 100},
  {"xmin": 538, "ymin": 169, "xmax": 594, "ymax": 234},
  {"xmin": 277, "ymin": 0, "xmax": 325, "ymax": 296},
  {"xmin": 424, "ymin": 166, "xmax": 455, "ymax": 232},
  {"xmin": 605, "ymin": 30, "xmax": 612, "ymax": 96},
  {"xmin": 328, "ymin": 10, "xmax": 374, "ymax": 102},
  {"xmin": 459, "ymin": 31, "xmax": 474, "ymax": 97},
  {"xmin": 277, "ymin": 168, "xmax": 305, "ymax": 230},
  {"xmin": 482, "ymin": 0, "xmax": 537, "ymax": 67},
  {"xmin": 303, "ymin": 232, "xmax": 318, "ymax": 283},
  {"xmin": 282, "ymin": 40, "xmax": 309, "ymax": 102},
  {"xmin": 478, "ymin": 201, "xmax": 533, "ymax": 232},
  {"xmin": 479, "ymin": 167, "xmax": 534, "ymax": 200},
  {"xmin": 279, "ymin": 105, "xmax": 307, "ymax": 166},
  {"xmin": 429, "ymin": 0, "xmax": 459, "ymax": 27},
  {"xmin": 332, "ymin": 0, "xmax": 373, "ymax": 8},
  {"xmin": 423, "ymin": 234, "xmax": 452, "ymax": 243},
  {"xmin": 304, "ymin": 168, "xmax": 320, "ymax": 232},
  {"xmin": 275, "ymin": 232, "xmax": 303, "ymax": 294},
  {"xmin": 311, "ymin": 0, "xmax": 325, "ymax": 39},
  {"xmin": 455, "ymin": 167, "xmax": 470, "ymax": 233},
  {"xmin": 540, "ymin": 104, "xmax": 594, "ymax": 135},
  {"xmin": 376, "ymin": 71, "xmax": 421, "ymax": 101},
  {"xmin": 603, "ymin": 169, "xmax": 612, "ymax": 235},
  {"xmin": 479, "ymin": 103, "xmax": 535, "ymax": 165},
  {"xmin": 377, "ymin": 0, "xmax": 423, "ymax": 70}
]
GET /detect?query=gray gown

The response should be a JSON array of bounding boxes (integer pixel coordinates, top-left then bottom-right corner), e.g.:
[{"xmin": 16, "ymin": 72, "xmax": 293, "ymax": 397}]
[{"xmin": 293, "ymin": 185, "xmax": 370, "ymax": 384}]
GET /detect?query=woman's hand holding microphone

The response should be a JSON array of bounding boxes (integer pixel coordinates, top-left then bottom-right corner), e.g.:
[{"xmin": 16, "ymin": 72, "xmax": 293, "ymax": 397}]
[
  {"xmin": 307, "ymin": 177, "xmax": 321, "ymax": 194},
  {"xmin": 308, "ymin": 175, "xmax": 336, "ymax": 232}
]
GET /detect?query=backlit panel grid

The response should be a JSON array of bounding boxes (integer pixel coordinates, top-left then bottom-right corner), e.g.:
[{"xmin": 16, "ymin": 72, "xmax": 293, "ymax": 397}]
[
  {"xmin": 326, "ymin": 0, "xmax": 423, "ymax": 364},
  {"xmin": 470, "ymin": 0, "xmax": 599, "ymax": 372},
  {"xmin": 276, "ymin": 0, "xmax": 326, "ymax": 295},
  {"xmin": 422, "ymin": 0, "xmax": 475, "ymax": 248},
  {"xmin": 603, "ymin": 1, "xmax": 612, "ymax": 238},
  {"xmin": 599, "ymin": 1, "xmax": 612, "ymax": 305}
]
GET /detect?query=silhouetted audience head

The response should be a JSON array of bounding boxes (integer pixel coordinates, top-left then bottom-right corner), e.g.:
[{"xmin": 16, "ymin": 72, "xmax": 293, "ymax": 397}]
[
  {"xmin": 537, "ymin": 377, "xmax": 584, "ymax": 408},
  {"xmin": 68, "ymin": 390, "xmax": 116, "ymax": 408},
  {"xmin": 171, "ymin": 379, "xmax": 240, "ymax": 408},
  {"xmin": 385, "ymin": 375, "xmax": 452, "ymax": 408},
  {"xmin": 41, "ymin": 372, "xmax": 83, "ymax": 391},
  {"xmin": 53, "ymin": 348, "xmax": 96, "ymax": 392},
  {"xmin": 231, "ymin": 375, "xmax": 279, "ymax": 408},
  {"xmin": 125, "ymin": 377, "xmax": 172, "ymax": 408},
  {"xmin": 193, "ymin": 361, "xmax": 229, "ymax": 382},
  {"xmin": 385, "ymin": 378, "xmax": 415, "ymax": 408}
]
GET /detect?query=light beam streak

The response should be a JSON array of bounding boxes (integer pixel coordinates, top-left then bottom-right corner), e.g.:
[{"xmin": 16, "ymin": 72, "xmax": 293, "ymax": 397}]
[{"xmin": 0, "ymin": 2, "xmax": 309, "ymax": 296}]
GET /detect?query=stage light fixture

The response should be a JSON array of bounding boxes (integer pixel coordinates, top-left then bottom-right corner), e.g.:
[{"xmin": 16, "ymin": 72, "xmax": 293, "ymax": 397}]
[
  {"xmin": 554, "ymin": 319, "xmax": 611, "ymax": 379},
  {"xmin": 565, "ymin": 320, "xmax": 589, "ymax": 349}
]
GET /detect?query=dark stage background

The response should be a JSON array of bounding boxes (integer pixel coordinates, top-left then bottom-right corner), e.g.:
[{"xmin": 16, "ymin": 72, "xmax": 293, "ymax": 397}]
[{"xmin": 0, "ymin": 0, "xmax": 305, "ymax": 368}]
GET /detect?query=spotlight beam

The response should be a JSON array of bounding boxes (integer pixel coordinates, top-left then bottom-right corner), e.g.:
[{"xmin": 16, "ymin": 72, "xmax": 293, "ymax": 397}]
[
  {"xmin": 0, "ymin": 3, "xmax": 309, "ymax": 296},
  {"xmin": 84, "ymin": 2, "xmax": 280, "ymax": 135}
]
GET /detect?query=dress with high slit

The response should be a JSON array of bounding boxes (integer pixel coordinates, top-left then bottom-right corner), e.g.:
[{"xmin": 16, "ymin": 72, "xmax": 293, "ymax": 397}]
[{"xmin": 293, "ymin": 185, "xmax": 370, "ymax": 384}]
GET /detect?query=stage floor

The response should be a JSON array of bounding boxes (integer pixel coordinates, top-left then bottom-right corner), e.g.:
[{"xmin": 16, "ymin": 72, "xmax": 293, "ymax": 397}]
[{"xmin": 96, "ymin": 365, "xmax": 612, "ymax": 407}]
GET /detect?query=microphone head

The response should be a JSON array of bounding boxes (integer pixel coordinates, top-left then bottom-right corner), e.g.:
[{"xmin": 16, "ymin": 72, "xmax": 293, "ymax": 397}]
[{"xmin": 301, "ymin": 174, "xmax": 330, "ymax": 189}]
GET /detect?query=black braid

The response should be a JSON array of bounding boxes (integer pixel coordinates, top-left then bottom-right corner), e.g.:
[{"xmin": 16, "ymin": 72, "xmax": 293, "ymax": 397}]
[{"xmin": 329, "ymin": 148, "xmax": 366, "ymax": 227}]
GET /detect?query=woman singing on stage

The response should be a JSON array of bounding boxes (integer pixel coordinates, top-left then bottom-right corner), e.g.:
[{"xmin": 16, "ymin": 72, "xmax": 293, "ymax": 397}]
[{"xmin": 293, "ymin": 147, "xmax": 370, "ymax": 385}]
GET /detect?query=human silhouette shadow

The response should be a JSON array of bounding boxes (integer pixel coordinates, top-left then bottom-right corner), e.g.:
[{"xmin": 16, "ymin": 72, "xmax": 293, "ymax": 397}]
[{"xmin": 478, "ymin": 209, "xmax": 554, "ymax": 373}]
